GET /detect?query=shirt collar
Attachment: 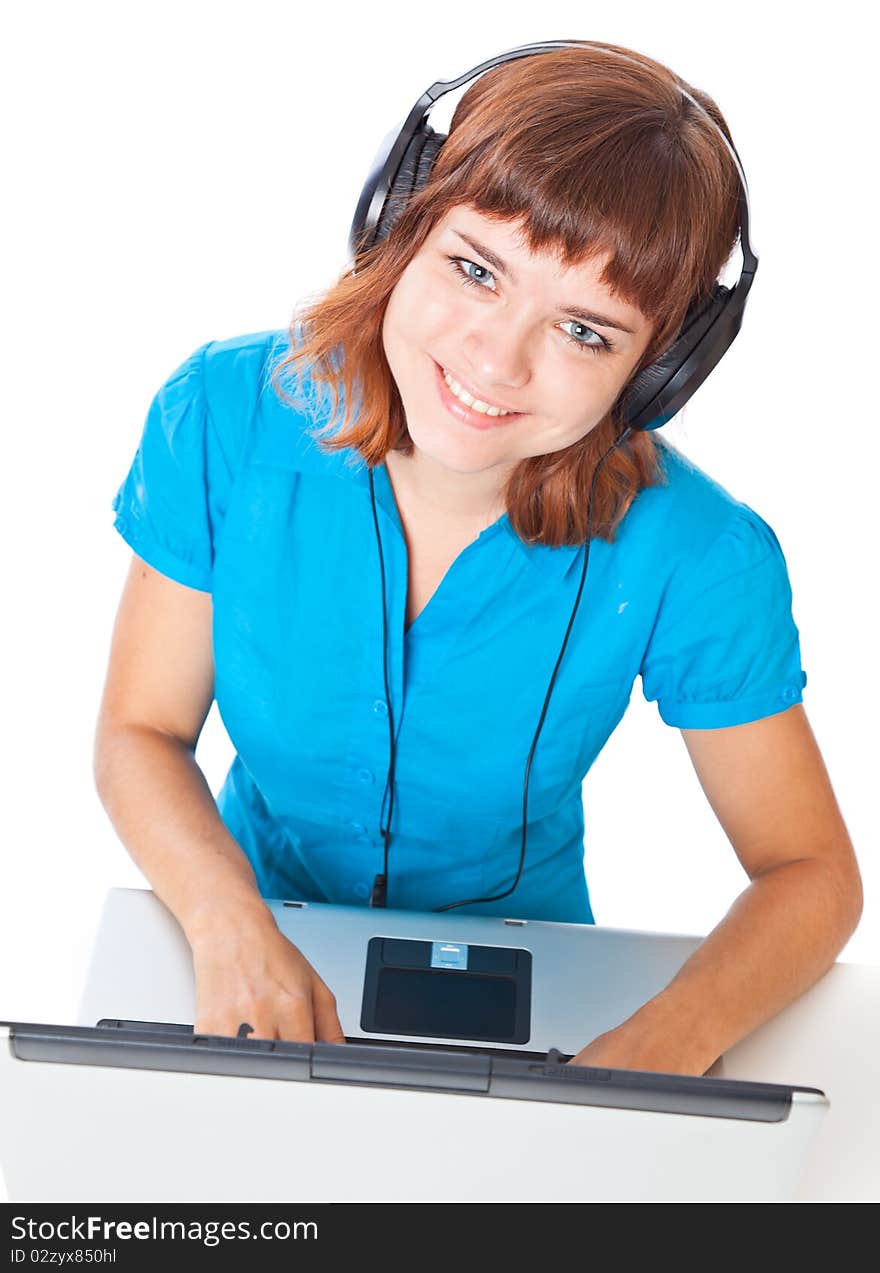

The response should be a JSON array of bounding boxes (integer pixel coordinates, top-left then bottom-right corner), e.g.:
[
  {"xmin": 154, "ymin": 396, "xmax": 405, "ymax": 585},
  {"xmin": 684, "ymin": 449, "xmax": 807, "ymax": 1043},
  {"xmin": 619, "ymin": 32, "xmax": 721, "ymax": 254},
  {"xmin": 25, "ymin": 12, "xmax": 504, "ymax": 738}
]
[
  {"xmin": 507, "ymin": 523, "xmax": 585, "ymax": 579},
  {"xmin": 356, "ymin": 456, "xmax": 584, "ymax": 582}
]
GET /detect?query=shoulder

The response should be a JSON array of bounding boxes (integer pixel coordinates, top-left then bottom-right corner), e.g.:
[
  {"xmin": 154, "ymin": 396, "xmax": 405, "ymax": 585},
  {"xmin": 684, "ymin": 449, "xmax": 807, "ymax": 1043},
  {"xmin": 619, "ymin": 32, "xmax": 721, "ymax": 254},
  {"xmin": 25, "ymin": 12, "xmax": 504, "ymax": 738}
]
[
  {"xmin": 202, "ymin": 327, "xmax": 363, "ymax": 482},
  {"xmin": 197, "ymin": 328, "xmax": 284, "ymax": 465},
  {"xmin": 632, "ymin": 442, "xmax": 807, "ymax": 726},
  {"xmin": 620, "ymin": 437, "xmax": 788, "ymax": 580}
]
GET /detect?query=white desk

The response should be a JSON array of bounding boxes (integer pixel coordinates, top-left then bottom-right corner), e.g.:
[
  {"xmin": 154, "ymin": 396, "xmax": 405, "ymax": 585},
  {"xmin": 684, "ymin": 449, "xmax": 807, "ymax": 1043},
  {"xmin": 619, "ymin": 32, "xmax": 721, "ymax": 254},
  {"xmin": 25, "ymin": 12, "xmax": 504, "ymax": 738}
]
[{"xmin": 25, "ymin": 889, "xmax": 880, "ymax": 1200}]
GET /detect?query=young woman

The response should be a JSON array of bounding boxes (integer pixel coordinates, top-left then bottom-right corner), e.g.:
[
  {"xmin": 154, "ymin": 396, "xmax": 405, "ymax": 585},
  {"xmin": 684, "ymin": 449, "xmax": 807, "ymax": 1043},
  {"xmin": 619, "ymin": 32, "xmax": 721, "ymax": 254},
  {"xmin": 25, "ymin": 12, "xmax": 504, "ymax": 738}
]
[{"xmin": 94, "ymin": 41, "xmax": 862, "ymax": 1074}]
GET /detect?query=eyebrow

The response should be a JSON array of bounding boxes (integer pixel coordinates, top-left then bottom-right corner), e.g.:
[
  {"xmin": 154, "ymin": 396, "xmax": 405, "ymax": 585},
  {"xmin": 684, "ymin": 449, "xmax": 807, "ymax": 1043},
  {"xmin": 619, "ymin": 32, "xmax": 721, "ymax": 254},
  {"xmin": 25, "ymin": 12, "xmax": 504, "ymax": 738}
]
[{"xmin": 450, "ymin": 229, "xmax": 637, "ymax": 335}]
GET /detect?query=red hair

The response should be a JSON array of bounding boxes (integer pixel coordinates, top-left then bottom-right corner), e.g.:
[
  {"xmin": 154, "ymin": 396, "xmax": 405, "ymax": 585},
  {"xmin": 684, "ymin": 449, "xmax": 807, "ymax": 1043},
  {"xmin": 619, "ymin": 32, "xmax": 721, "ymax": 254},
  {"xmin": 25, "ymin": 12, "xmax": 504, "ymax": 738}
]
[{"xmin": 271, "ymin": 40, "xmax": 741, "ymax": 547}]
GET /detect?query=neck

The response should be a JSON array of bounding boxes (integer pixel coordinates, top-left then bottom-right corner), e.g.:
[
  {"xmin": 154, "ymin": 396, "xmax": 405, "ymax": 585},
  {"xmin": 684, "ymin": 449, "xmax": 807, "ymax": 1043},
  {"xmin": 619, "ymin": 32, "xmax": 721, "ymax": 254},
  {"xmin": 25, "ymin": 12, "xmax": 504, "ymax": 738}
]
[{"xmin": 385, "ymin": 447, "xmax": 511, "ymax": 528}]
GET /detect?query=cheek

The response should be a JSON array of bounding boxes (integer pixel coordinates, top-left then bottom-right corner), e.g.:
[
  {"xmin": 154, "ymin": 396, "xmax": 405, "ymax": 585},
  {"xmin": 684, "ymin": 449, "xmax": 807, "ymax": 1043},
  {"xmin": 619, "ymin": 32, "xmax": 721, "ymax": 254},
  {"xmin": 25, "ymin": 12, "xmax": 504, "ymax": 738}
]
[
  {"xmin": 561, "ymin": 358, "xmax": 632, "ymax": 416},
  {"xmin": 541, "ymin": 363, "xmax": 609, "ymax": 418},
  {"xmin": 392, "ymin": 264, "xmax": 452, "ymax": 320},
  {"xmin": 523, "ymin": 371, "xmax": 620, "ymax": 451}
]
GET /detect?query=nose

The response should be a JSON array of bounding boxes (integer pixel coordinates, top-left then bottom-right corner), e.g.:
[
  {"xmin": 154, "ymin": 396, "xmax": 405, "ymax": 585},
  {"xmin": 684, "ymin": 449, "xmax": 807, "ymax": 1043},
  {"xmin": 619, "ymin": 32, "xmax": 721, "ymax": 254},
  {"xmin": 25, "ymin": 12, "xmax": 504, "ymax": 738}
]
[{"xmin": 461, "ymin": 320, "xmax": 532, "ymax": 393}]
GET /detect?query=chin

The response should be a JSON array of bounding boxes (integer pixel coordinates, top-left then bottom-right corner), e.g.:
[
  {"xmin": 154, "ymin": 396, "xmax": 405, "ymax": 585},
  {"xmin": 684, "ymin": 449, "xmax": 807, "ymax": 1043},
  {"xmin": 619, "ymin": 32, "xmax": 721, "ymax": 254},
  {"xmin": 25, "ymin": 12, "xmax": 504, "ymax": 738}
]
[
  {"xmin": 418, "ymin": 449, "xmax": 482, "ymax": 477},
  {"xmin": 409, "ymin": 428, "xmax": 503, "ymax": 474}
]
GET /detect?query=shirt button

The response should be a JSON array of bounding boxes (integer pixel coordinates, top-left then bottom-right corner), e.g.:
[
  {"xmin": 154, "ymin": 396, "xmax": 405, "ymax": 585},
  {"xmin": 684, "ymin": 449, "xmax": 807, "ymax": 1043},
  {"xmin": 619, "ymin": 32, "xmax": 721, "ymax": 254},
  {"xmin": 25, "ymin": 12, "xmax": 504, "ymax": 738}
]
[
  {"xmin": 356, "ymin": 768, "xmax": 375, "ymax": 785},
  {"xmin": 353, "ymin": 881, "xmax": 370, "ymax": 900},
  {"xmin": 348, "ymin": 821, "xmax": 367, "ymax": 836},
  {"xmin": 373, "ymin": 699, "xmax": 389, "ymax": 716},
  {"xmin": 783, "ymin": 687, "xmax": 798, "ymax": 702},
  {"xmin": 116, "ymin": 514, "xmax": 128, "ymax": 532}
]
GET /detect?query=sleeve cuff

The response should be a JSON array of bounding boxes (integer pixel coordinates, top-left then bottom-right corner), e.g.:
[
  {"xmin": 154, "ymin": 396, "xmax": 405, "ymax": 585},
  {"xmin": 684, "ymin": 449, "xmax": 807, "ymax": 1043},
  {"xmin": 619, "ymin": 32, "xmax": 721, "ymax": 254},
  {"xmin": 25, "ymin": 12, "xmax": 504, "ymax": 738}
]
[
  {"xmin": 113, "ymin": 511, "xmax": 213, "ymax": 593},
  {"xmin": 657, "ymin": 679, "xmax": 806, "ymax": 729}
]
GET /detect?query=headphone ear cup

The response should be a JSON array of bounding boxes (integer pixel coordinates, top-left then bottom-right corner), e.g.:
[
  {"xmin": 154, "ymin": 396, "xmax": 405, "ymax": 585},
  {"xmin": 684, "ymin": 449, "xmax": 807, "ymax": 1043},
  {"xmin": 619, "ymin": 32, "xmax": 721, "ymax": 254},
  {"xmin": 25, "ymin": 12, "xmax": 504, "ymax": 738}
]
[
  {"xmin": 373, "ymin": 126, "xmax": 445, "ymax": 246},
  {"xmin": 620, "ymin": 284, "xmax": 735, "ymax": 431}
]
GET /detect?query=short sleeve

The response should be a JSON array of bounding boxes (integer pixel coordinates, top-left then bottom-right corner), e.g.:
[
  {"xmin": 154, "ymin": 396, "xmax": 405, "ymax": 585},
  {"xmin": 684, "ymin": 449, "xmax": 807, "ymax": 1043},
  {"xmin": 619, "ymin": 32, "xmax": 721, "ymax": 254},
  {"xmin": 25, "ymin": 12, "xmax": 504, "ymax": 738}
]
[
  {"xmin": 640, "ymin": 508, "xmax": 808, "ymax": 728},
  {"xmin": 111, "ymin": 341, "xmax": 231, "ymax": 592}
]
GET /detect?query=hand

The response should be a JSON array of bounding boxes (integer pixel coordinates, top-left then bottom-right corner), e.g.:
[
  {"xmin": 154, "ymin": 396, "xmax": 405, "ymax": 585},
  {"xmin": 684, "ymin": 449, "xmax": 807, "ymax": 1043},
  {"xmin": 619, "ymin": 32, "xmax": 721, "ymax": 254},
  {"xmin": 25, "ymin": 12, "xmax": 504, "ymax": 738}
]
[
  {"xmin": 189, "ymin": 907, "xmax": 346, "ymax": 1045},
  {"xmin": 566, "ymin": 1020, "xmax": 713, "ymax": 1076}
]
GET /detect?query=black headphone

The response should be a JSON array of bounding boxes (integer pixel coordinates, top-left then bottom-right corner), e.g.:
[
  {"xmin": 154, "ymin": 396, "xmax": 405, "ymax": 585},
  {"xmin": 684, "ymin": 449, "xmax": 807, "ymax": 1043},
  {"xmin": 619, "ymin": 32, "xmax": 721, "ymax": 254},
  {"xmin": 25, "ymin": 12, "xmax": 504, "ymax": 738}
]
[{"xmin": 349, "ymin": 40, "xmax": 758, "ymax": 911}]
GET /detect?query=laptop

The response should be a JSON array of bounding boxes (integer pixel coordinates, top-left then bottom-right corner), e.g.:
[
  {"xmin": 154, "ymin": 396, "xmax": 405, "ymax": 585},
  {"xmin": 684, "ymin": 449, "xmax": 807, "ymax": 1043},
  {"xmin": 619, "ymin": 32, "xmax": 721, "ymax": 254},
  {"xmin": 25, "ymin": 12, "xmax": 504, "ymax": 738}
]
[
  {"xmin": 0, "ymin": 889, "xmax": 829, "ymax": 1202},
  {"xmin": 72, "ymin": 890, "xmax": 738, "ymax": 1057}
]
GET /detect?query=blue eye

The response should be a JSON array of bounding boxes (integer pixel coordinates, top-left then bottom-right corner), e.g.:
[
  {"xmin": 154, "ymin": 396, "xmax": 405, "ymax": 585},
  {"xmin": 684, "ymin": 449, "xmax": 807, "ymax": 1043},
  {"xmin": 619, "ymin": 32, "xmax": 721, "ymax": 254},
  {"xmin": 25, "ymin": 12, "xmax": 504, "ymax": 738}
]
[
  {"xmin": 559, "ymin": 319, "xmax": 611, "ymax": 354},
  {"xmin": 445, "ymin": 256, "xmax": 613, "ymax": 356},
  {"xmin": 449, "ymin": 256, "xmax": 497, "ymax": 291}
]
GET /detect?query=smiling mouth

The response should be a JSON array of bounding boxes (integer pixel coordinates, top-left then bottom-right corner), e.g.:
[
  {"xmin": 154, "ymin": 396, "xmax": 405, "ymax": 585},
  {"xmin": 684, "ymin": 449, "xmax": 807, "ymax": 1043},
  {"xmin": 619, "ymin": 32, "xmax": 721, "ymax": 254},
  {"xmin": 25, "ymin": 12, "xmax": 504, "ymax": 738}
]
[
  {"xmin": 432, "ymin": 359, "xmax": 525, "ymax": 431},
  {"xmin": 439, "ymin": 363, "xmax": 520, "ymax": 414}
]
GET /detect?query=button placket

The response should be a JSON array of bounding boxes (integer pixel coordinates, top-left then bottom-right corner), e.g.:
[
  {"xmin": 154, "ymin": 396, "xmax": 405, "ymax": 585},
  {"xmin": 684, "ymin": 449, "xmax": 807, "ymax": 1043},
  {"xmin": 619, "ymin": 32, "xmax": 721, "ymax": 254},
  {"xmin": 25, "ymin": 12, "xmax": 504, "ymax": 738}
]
[{"xmin": 353, "ymin": 461, "xmax": 432, "ymax": 857}]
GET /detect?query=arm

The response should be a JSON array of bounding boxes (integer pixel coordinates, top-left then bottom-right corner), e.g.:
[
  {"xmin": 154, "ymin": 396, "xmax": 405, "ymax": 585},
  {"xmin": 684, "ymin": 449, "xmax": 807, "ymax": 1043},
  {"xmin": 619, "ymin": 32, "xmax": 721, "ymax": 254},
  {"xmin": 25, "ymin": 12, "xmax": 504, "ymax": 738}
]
[
  {"xmin": 93, "ymin": 555, "xmax": 269, "ymax": 940},
  {"xmin": 94, "ymin": 554, "xmax": 345, "ymax": 1042},
  {"xmin": 569, "ymin": 704, "xmax": 863, "ymax": 1074}
]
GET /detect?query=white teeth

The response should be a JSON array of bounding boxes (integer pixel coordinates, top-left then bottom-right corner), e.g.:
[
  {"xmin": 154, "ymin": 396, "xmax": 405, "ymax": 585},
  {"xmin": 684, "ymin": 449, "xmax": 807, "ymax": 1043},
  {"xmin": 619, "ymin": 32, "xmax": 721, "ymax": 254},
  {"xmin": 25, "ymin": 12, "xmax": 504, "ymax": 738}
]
[{"xmin": 442, "ymin": 368, "xmax": 512, "ymax": 416}]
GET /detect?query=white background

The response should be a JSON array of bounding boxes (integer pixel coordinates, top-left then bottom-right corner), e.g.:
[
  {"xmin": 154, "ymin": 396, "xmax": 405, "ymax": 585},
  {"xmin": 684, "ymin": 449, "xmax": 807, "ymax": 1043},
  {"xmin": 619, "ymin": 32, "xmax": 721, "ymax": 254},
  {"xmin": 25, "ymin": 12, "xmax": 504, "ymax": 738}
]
[{"xmin": 1, "ymin": 0, "xmax": 876, "ymax": 1059}]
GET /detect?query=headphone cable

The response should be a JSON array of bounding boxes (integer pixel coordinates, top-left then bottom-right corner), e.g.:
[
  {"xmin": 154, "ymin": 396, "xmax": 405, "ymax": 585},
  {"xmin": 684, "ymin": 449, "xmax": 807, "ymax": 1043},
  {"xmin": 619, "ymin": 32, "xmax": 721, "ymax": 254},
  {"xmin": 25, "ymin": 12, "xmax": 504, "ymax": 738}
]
[{"xmin": 370, "ymin": 425, "xmax": 633, "ymax": 910}]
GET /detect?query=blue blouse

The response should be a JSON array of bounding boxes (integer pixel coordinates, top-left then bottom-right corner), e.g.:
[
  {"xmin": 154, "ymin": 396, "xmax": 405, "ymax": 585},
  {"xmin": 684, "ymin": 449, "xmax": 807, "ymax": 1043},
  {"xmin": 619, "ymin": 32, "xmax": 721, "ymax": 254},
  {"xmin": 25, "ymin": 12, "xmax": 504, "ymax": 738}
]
[{"xmin": 111, "ymin": 329, "xmax": 807, "ymax": 923}]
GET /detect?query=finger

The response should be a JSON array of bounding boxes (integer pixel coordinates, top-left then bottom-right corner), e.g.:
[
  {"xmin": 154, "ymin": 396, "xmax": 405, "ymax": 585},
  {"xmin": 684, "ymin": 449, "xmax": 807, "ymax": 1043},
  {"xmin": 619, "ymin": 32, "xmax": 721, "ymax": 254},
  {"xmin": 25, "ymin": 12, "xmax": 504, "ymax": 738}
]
[
  {"xmin": 313, "ymin": 990, "xmax": 346, "ymax": 1044},
  {"xmin": 245, "ymin": 1010, "xmax": 278, "ymax": 1041},
  {"xmin": 275, "ymin": 1002, "xmax": 316, "ymax": 1044},
  {"xmin": 201, "ymin": 1008, "xmax": 274, "ymax": 1040},
  {"xmin": 194, "ymin": 1014, "xmax": 240, "ymax": 1037}
]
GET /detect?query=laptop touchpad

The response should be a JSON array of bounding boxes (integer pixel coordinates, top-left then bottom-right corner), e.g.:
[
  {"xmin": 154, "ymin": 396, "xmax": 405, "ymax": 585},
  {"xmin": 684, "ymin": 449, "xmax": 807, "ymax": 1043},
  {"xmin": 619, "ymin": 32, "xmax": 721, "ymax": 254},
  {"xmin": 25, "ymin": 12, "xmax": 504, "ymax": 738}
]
[{"xmin": 360, "ymin": 937, "xmax": 532, "ymax": 1044}]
